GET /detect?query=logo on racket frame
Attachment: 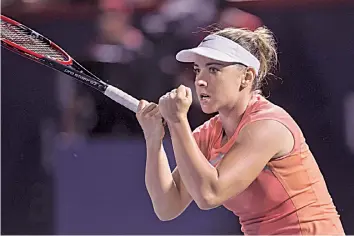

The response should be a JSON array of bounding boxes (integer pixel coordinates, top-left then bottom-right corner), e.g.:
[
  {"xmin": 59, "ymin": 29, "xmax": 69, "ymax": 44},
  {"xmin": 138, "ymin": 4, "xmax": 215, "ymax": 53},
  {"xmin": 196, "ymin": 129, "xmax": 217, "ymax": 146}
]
[{"xmin": 63, "ymin": 69, "xmax": 100, "ymax": 86}]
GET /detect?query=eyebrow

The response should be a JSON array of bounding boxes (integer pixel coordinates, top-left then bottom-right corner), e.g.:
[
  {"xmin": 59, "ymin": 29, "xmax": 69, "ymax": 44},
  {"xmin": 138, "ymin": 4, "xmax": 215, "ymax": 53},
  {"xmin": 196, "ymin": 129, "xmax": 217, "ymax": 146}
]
[{"xmin": 193, "ymin": 62, "xmax": 226, "ymax": 67}]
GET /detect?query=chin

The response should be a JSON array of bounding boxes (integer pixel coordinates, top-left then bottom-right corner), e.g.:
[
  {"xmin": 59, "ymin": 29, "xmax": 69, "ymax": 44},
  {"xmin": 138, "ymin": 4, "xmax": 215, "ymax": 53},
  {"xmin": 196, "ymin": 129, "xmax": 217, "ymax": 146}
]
[{"xmin": 200, "ymin": 105, "xmax": 217, "ymax": 114}]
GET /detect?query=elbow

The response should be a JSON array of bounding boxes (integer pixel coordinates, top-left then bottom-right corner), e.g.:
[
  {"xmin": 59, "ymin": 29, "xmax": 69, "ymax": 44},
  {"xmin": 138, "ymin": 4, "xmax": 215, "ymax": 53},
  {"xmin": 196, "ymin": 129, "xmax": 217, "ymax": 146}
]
[
  {"xmin": 194, "ymin": 181, "xmax": 223, "ymax": 210},
  {"xmin": 195, "ymin": 193, "xmax": 221, "ymax": 210},
  {"xmin": 155, "ymin": 211, "xmax": 179, "ymax": 222},
  {"xmin": 195, "ymin": 179, "xmax": 246, "ymax": 210},
  {"xmin": 156, "ymin": 214, "xmax": 173, "ymax": 222},
  {"xmin": 152, "ymin": 205, "xmax": 182, "ymax": 222}
]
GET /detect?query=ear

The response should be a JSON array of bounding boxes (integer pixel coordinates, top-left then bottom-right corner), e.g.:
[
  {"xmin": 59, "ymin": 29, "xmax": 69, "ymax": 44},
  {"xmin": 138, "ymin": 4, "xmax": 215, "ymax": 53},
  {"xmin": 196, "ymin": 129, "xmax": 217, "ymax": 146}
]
[{"xmin": 240, "ymin": 67, "xmax": 256, "ymax": 89}]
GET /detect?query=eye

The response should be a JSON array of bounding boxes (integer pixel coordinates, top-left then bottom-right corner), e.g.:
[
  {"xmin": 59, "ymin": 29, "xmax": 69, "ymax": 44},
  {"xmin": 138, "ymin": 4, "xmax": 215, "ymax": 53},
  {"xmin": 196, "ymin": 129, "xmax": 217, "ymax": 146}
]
[
  {"xmin": 193, "ymin": 68, "xmax": 200, "ymax": 74},
  {"xmin": 209, "ymin": 67, "xmax": 219, "ymax": 74}
]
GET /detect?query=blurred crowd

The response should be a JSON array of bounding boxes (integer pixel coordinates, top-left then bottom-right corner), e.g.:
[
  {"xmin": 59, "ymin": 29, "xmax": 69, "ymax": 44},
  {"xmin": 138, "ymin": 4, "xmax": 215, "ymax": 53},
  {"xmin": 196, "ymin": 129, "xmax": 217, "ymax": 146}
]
[
  {"xmin": 3, "ymin": 0, "xmax": 266, "ymax": 138},
  {"xmin": 3, "ymin": 0, "xmax": 353, "ymax": 147},
  {"xmin": 2, "ymin": 1, "xmax": 354, "ymax": 235},
  {"xmin": 86, "ymin": 0, "xmax": 264, "ymax": 138},
  {"xmin": 3, "ymin": 0, "xmax": 352, "ymax": 141}
]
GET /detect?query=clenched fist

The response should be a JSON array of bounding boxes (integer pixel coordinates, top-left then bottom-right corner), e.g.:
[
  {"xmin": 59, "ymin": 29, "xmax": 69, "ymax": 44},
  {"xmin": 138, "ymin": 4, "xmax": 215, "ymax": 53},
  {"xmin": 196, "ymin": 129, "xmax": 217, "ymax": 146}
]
[{"xmin": 158, "ymin": 85, "xmax": 192, "ymax": 123}]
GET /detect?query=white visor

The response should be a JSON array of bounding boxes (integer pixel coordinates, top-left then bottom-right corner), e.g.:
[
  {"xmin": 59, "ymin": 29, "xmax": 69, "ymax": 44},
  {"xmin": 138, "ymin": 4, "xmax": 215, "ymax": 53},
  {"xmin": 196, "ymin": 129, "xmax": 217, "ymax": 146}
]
[{"xmin": 176, "ymin": 34, "xmax": 260, "ymax": 75}]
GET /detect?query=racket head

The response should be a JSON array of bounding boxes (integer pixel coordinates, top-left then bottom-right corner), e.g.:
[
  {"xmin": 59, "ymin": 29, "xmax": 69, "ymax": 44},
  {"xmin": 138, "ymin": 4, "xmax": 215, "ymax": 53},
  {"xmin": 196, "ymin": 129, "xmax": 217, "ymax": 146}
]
[{"xmin": 1, "ymin": 15, "xmax": 73, "ymax": 65}]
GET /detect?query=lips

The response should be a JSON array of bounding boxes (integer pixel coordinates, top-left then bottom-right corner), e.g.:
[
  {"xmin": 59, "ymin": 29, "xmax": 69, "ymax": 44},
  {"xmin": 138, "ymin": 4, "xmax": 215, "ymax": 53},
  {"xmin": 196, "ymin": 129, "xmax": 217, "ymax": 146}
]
[
  {"xmin": 199, "ymin": 93, "xmax": 211, "ymax": 103},
  {"xmin": 200, "ymin": 93, "xmax": 210, "ymax": 100}
]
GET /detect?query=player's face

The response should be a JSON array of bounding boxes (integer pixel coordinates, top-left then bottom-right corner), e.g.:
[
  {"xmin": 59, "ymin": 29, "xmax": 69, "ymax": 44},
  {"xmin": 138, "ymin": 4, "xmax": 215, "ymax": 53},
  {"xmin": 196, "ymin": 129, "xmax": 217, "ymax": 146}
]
[{"xmin": 193, "ymin": 55, "xmax": 247, "ymax": 114}]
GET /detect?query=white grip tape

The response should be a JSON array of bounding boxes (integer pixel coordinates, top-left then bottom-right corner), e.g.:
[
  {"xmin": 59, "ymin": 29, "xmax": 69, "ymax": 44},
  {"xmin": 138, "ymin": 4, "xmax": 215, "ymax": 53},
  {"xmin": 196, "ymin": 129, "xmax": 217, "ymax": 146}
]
[{"xmin": 104, "ymin": 85, "xmax": 139, "ymax": 113}]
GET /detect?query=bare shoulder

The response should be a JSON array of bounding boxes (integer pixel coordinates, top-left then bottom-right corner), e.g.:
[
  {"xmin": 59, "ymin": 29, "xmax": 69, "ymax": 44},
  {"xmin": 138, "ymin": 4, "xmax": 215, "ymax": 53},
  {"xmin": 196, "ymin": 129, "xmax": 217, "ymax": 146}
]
[
  {"xmin": 214, "ymin": 119, "xmax": 295, "ymax": 201},
  {"xmin": 237, "ymin": 119, "xmax": 294, "ymax": 158}
]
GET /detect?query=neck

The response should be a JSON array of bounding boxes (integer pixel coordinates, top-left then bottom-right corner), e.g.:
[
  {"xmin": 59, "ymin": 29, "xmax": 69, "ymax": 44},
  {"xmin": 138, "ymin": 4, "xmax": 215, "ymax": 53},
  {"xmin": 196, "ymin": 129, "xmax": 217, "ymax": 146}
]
[{"xmin": 218, "ymin": 92, "xmax": 254, "ymax": 138}]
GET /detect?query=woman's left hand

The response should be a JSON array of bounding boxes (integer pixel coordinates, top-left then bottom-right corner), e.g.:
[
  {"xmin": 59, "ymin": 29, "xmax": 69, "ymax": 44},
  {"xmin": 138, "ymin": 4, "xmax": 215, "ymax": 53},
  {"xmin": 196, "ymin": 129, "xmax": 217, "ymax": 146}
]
[{"xmin": 158, "ymin": 85, "xmax": 193, "ymax": 123}]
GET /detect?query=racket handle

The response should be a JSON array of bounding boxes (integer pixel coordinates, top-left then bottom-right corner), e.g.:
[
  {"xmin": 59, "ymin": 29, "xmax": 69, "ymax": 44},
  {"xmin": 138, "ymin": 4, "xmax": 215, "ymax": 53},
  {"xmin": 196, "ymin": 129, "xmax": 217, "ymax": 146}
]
[{"xmin": 104, "ymin": 85, "xmax": 139, "ymax": 113}]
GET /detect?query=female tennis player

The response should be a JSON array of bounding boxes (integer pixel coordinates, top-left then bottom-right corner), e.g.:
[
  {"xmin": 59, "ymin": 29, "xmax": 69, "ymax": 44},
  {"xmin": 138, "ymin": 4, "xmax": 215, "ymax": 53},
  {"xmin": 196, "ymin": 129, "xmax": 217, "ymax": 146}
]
[{"xmin": 136, "ymin": 26, "xmax": 345, "ymax": 235}]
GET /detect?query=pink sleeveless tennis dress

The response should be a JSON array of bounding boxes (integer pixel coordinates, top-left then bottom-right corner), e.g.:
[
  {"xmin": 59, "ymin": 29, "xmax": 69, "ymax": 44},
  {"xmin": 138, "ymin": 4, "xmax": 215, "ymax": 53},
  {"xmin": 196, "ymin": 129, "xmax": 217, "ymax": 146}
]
[{"xmin": 192, "ymin": 93, "xmax": 345, "ymax": 235}]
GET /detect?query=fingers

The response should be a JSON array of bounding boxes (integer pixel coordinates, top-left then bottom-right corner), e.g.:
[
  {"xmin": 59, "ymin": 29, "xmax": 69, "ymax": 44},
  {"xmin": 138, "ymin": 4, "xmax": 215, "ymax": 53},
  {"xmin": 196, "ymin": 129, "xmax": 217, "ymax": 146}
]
[
  {"xmin": 137, "ymin": 99, "xmax": 149, "ymax": 112},
  {"xmin": 176, "ymin": 84, "xmax": 192, "ymax": 99},
  {"xmin": 176, "ymin": 85, "xmax": 185, "ymax": 98},
  {"xmin": 147, "ymin": 105, "xmax": 160, "ymax": 117},
  {"xmin": 158, "ymin": 92, "xmax": 169, "ymax": 105},
  {"xmin": 158, "ymin": 85, "xmax": 192, "ymax": 107},
  {"xmin": 185, "ymin": 86, "xmax": 192, "ymax": 99},
  {"xmin": 137, "ymin": 100, "xmax": 156, "ymax": 114},
  {"xmin": 137, "ymin": 100, "xmax": 162, "ymax": 119},
  {"xmin": 142, "ymin": 103, "xmax": 157, "ymax": 116},
  {"xmin": 170, "ymin": 89, "xmax": 177, "ymax": 99}
]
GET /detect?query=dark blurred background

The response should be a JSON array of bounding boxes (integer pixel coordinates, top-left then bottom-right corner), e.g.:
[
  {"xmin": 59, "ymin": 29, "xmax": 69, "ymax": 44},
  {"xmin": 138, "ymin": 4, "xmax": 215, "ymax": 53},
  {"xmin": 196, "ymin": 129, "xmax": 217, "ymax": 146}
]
[{"xmin": 2, "ymin": 0, "xmax": 354, "ymax": 234}]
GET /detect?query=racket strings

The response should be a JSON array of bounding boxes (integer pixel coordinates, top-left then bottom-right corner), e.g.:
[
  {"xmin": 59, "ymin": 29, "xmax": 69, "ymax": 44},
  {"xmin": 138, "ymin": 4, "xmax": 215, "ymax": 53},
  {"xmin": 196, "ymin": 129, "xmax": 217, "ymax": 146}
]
[{"xmin": 1, "ymin": 21, "xmax": 68, "ymax": 61}]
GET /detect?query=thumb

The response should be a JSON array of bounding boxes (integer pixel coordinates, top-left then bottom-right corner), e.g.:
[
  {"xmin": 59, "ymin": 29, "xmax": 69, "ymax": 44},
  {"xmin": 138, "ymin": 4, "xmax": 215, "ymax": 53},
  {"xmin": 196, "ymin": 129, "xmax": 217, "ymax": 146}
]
[
  {"xmin": 177, "ymin": 85, "xmax": 187, "ymax": 98},
  {"xmin": 185, "ymin": 87, "xmax": 192, "ymax": 99},
  {"xmin": 137, "ymin": 100, "xmax": 148, "ymax": 112}
]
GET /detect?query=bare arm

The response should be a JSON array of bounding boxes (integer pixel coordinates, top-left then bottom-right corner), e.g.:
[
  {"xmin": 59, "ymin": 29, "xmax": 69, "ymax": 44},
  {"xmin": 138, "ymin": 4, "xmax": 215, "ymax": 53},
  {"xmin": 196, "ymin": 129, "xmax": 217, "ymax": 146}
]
[
  {"xmin": 167, "ymin": 118, "xmax": 293, "ymax": 209},
  {"xmin": 145, "ymin": 139, "xmax": 192, "ymax": 221},
  {"xmin": 136, "ymin": 100, "xmax": 192, "ymax": 221}
]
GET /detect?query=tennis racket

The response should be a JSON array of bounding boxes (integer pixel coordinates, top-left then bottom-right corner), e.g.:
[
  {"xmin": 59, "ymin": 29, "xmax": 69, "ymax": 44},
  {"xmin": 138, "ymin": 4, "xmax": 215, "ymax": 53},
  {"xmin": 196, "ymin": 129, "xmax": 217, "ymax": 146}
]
[{"xmin": 1, "ymin": 14, "xmax": 139, "ymax": 113}]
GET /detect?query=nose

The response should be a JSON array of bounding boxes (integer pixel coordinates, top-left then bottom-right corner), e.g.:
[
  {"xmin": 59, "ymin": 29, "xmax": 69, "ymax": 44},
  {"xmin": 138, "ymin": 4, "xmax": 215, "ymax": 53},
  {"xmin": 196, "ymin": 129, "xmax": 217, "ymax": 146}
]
[{"xmin": 195, "ymin": 75, "xmax": 207, "ymax": 87}]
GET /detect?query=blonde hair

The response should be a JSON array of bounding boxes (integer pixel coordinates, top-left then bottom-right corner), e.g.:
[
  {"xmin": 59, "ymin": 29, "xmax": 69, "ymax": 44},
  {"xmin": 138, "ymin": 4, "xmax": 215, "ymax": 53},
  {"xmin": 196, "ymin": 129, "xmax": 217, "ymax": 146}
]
[{"xmin": 213, "ymin": 26, "xmax": 278, "ymax": 90}]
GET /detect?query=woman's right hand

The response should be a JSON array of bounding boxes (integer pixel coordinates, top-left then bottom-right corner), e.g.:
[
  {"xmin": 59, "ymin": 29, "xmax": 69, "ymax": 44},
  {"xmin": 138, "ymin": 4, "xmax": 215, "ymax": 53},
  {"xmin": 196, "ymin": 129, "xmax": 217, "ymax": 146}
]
[{"xmin": 136, "ymin": 100, "xmax": 165, "ymax": 142}]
